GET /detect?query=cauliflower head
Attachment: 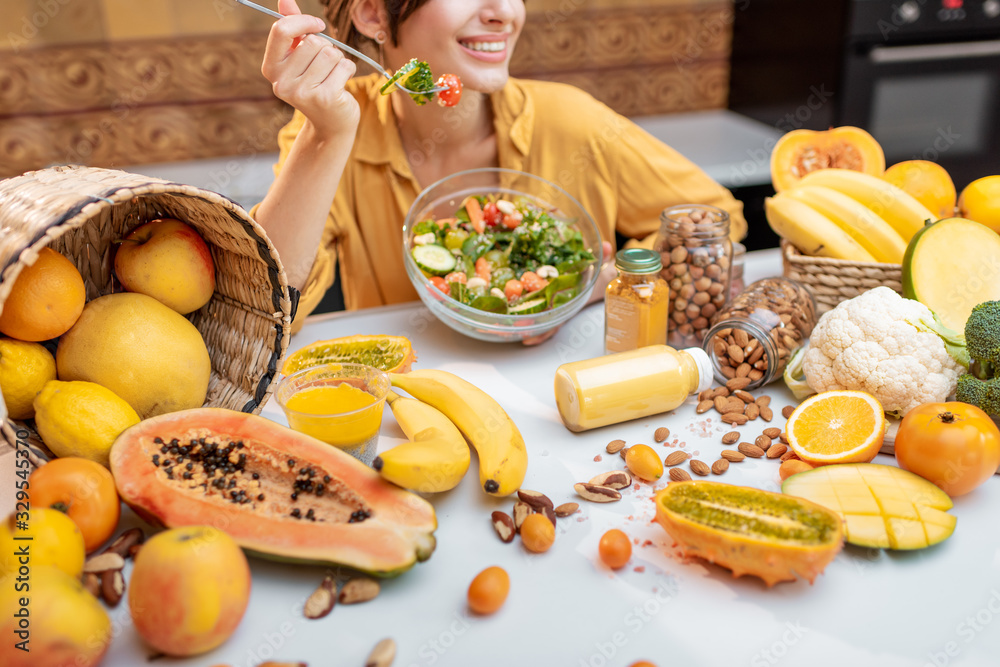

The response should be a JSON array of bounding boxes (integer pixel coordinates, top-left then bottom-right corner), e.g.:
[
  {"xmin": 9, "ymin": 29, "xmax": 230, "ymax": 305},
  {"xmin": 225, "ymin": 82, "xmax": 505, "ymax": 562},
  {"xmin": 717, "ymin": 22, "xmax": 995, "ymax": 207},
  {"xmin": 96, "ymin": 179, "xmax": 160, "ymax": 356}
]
[{"xmin": 802, "ymin": 287, "xmax": 964, "ymax": 416}]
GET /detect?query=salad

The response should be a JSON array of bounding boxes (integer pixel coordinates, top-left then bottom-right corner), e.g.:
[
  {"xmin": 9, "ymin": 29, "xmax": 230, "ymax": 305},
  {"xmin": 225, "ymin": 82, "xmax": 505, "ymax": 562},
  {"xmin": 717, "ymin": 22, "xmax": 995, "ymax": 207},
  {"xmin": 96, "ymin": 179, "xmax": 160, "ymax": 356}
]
[
  {"xmin": 379, "ymin": 59, "xmax": 463, "ymax": 107},
  {"xmin": 409, "ymin": 194, "xmax": 596, "ymax": 315}
]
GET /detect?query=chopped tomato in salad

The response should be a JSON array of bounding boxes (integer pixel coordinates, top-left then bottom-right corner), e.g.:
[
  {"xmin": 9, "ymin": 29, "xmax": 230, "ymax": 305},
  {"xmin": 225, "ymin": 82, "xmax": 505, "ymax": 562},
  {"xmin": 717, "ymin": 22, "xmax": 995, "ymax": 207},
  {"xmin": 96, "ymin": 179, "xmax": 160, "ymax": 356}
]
[{"xmin": 410, "ymin": 194, "xmax": 596, "ymax": 315}]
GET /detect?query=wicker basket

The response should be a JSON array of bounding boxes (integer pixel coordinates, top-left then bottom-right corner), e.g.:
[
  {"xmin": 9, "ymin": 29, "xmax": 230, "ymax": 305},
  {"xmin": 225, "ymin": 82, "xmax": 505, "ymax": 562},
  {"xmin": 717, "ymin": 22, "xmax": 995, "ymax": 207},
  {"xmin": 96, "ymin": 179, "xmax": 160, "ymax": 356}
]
[
  {"xmin": 781, "ymin": 240, "xmax": 903, "ymax": 314},
  {"xmin": 0, "ymin": 166, "xmax": 294, "ymax": 465}
]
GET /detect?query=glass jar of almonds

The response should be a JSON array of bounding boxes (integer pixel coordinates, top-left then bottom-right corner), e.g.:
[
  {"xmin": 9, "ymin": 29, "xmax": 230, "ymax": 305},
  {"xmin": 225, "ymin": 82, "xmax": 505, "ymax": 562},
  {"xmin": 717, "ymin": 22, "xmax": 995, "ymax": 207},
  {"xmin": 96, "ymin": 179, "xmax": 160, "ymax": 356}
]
[
  {"xmin": 702, "ymin": 277, "xmax": 817, "ymax": 390},
  {"xmin": 653, "ymin": 204, "xmax": 732, "ymax": 348}
]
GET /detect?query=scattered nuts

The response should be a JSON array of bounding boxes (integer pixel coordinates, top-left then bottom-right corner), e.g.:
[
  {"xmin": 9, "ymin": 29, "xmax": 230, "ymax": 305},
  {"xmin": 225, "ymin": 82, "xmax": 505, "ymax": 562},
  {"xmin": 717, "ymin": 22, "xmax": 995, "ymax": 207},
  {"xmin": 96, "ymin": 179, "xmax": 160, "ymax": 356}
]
[
  {"xmin": 339, "ymin": 577, "xmax": 380, "ymax": 605},
  {"xmin": 83, "ymin": 552, "xmax": 125, "ymax": 574},
  {"xmin": 721, "ymin": 413, "xmax": 749, "ymax": 425},
  {"xmin": 780, "ymin": 449, "xmax": 799, "ymax": 462},
  {"xmin": 554, "ymin": 502, "xmax": 579, "ymax": 517},
  {"xmin": 755, "ymin": 435, "xmax": 772, "ymax": 451},
  {"xmin": 83, "ymin": 573, "xmax": 101, "ymax": 598},
  {"xmin": 696, "ymin": 399, "xmax": 714, "ymax": 414},
  {"xmin": 721, "ymin": 431, "xmax": 740, "ymax": 445},
  {"xmin": 100, "ymin": 569, "xmax": 125, "ymax": 608},
  {"xmin": 733, "ymin": 389, "xmax": 755, "ymax": 403},
  {"xmin": 713, "ymin": 396, "xmax": 728, "ymax": 413},
  {"xmin": 517, "ymin": 489, "xmax": 554, "ymax": 512},
  {"xmin": 711, "ymin": 459, "xmax": 730, "ymax": 475},
  {"xmin": 620, "ymin": 446, "xmax": 629, "ymax": 460},
  {"xmin": 574, "ymin": 483, "xmax": 622, "ymax": 503},
  {"xmin": 669, "ymin": 468, "xmax": 692, "ymax": 482},
  {"xmin": 665, "ymin": 451, "xmax": 688, "ymax": 467},
  {"xmin": 720, "ymin": 449, "xmax": 745, "ymax": 462},
  {"xmin": 762, "ymin": 427, "xmax": 782, "ymax": 439},
  {"xmin": 127, "ymin": 543, "xmax": 143, "ymax": 559},
  {"xmin": 104, "ymin": 527, "xmax": 144, "ymax": 559},
  {"xmin": 722, "ymin": 398, "xmax": 746, "ymax": 415},
  {"xmin": 780, "ymin": 432, "xmax": 789, "ymax": 444},
  {"xmin": 365, "ymin": 638, "xmax": 397, "ymax": 667},
  {"xmin": 588, "ymin": 470, "xmax": 633, "ymax": 490},
  {"xmin": 726, "ymin": 377, "xmax": 751, "ymax": 391},
  {"xmin": 767, "ymin": 444, "xmax": 788, "ymax": 459},
  {"xmin": 540, "ymin": 505, "xmax": 558, "ymax": 527},
  {"xmin": 737, "ymin": 442, "xmax": 765, "ymax": 458},
  {"xmin": 744, "ymin": 403, "xmax": 760, "ymax": 420},
  {"xmin": 491, "ymin": 511, "xmax": 516, "ymax": 543},
  {"xmin": 689, "ymin": 460, "xmax": 710, "ymax": 476},
  {"xmin": 304, "ymin": 576, "xmax": 337, "ymax": 619},
  {"xmin": 782, "ymin": 406, "xmax": 795, "ymax": 419},
  {"xmin": 654, "ymin": 427, "xmax": 670, "ymax": 442},
  {"xmin": 512, "ymin": 501, "xmax": 531, "ymax": 531},
  {"xmin": 756, "ymin": 395, "xmax": 772, "ymax": 407},
  {"xmin": 606, "ymin": 439, "xmax": 626, "ymax": 454},
  {"xmin": 759, "ymin": 406, "xmax": 774, "ymax": 422}
]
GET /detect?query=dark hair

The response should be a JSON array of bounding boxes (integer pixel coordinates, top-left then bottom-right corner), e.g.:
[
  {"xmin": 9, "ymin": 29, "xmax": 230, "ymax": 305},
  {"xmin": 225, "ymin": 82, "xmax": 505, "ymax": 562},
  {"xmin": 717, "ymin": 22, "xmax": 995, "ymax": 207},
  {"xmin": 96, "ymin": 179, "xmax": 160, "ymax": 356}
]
[{"xmin": 321, "ymin": 0, "xmax": 432, "ymax": 55}]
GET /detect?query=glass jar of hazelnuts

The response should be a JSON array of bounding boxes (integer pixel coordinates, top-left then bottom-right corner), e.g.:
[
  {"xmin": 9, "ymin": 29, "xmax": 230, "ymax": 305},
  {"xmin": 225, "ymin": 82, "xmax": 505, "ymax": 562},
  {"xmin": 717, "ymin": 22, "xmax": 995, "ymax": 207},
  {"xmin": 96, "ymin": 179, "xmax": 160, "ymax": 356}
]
[
  {"xmin": 702, "ymin": 277, "xmax": 817, "ymax": 390},
  {"xmin": 653, "ymin": 204, "xmax": 732, "ymax": 348}
]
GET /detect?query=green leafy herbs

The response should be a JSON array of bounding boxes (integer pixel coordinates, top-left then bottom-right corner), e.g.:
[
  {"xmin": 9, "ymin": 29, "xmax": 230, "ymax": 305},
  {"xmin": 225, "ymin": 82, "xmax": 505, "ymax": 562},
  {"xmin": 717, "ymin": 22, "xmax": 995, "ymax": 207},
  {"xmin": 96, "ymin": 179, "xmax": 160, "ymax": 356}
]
[{"xmin": 379, "ymin": 58, "xmax": 436, "ymax": 105}]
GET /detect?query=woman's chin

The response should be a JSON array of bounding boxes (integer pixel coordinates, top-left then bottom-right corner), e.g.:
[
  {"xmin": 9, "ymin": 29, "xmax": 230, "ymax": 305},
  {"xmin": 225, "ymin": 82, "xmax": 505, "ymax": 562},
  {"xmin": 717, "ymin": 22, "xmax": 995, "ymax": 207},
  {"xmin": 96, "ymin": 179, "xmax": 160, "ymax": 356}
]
[{"xmin": 461, "ymin": 69, "xmax": 511, "ymax": 95}]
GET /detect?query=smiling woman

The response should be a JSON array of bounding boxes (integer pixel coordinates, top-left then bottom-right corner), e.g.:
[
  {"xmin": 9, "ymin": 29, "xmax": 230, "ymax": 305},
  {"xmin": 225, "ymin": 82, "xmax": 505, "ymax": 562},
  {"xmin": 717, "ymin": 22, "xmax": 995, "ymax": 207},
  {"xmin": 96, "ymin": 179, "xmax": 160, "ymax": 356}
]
[{"xmin": 250, "ymin": 0, "xmax": 747, "ymax": 332}]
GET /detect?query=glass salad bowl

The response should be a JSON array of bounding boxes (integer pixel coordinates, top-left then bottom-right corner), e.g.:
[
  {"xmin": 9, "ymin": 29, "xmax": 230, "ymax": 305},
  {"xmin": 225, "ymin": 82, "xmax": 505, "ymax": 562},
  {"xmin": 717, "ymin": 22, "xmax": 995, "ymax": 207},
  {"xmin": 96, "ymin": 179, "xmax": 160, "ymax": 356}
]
[{"xmin": 402, "ymin": 168, "xmax": 603, "ymax": 343}]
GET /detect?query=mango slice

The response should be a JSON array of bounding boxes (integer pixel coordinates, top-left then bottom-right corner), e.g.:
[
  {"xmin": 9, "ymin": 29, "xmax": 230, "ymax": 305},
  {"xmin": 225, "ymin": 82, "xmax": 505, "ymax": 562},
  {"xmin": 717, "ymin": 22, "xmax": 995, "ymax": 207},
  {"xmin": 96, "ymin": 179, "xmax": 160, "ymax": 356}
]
[
  {"xmin": 782, "ymin": 463, "xmax": 956, "ymax": 550},
  {"xmin": 654, "ymin": 481, "xmax": 843, "ymax": 587}
]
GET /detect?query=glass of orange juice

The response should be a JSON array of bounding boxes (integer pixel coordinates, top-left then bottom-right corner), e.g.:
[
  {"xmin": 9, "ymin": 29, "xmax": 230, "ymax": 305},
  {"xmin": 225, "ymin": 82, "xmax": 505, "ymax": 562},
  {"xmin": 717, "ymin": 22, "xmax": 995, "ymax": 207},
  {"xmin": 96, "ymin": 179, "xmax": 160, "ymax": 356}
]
[{"xmin": 275, "ymin": 363, "xmax": 390, "ymax": 466}]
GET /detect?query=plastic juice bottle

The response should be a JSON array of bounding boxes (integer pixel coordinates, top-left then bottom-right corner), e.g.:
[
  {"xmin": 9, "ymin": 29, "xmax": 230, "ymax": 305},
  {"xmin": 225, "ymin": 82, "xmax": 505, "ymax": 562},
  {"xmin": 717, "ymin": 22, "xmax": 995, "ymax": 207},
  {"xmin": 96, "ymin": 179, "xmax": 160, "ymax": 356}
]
[{"xmin": 554, "ymin": 345, "xmax": 714, "ymax": 432}]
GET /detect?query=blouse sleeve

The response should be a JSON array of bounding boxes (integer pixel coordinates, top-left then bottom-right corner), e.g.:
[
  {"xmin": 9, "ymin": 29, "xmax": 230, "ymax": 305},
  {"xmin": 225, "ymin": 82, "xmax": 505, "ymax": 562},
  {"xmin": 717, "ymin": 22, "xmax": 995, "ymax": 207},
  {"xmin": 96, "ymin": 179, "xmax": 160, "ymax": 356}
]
[{"xmin": 609, "ymin": 116, "xmax": 748, "ymax": 243}]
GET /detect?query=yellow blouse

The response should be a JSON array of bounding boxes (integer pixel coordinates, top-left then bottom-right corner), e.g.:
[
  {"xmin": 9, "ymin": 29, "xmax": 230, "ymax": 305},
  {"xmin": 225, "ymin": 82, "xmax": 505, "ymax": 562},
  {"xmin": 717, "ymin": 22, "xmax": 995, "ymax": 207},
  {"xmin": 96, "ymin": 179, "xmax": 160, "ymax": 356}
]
[{"xmin": 260, "ymin": 74, "xmax": 746, "ymax": 326}]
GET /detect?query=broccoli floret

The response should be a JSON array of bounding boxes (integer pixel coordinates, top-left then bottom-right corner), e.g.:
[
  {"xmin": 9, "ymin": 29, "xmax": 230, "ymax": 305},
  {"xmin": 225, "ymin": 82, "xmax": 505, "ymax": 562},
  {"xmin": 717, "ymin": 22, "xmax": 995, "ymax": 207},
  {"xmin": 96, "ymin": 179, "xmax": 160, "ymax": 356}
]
[
  {"xmin": 400, "ymin": 60, "xmax": 436, "ymax": 106},
  {"xmin": 965, "ymin": 300, "xmax": 1000, "ymax": 378},
  {"xmin": 956, "ymin": 374, "xmax": 1000, "ymax": 417}
]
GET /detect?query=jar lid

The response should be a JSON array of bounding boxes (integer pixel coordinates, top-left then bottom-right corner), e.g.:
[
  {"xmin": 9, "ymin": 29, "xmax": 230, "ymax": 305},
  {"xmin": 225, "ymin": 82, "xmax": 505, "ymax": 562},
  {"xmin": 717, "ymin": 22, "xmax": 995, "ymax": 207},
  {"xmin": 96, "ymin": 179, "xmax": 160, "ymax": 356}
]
[{"xmin": 615, "ymin": 248, "xmax": 661, "ymax": 274}]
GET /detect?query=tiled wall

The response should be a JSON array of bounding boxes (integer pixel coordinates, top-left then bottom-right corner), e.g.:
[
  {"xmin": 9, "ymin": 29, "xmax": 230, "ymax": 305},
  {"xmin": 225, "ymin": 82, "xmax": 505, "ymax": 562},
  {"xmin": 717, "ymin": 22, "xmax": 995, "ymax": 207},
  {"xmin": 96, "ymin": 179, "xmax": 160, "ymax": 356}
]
[{"xmin": 0, "ymin": 0, "xmax": 732, "ymax": 177}]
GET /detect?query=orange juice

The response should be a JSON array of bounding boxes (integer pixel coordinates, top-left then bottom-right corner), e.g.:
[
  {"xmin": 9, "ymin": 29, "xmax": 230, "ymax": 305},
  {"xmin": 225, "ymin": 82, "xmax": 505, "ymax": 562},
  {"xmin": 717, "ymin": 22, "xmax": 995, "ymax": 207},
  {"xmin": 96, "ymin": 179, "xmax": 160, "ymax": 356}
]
[
  {"xmin": 284, "ymin": 383, "xmax": 383, "ymax": 448},
  {"xmin": 554, "ymin": 345, "xmax": 713, "ymax": 432}
]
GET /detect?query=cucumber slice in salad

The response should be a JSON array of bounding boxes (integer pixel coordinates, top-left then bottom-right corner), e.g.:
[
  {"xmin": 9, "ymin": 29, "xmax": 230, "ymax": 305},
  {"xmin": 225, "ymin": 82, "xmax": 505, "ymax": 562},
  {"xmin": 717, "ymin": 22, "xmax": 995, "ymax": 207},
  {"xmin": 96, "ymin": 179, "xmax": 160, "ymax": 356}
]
[
  {"xmin": 508, "ymin": 298, "xmax": 547, "ymax": 315},
  {"xmin": 412, "ymin": 244, "xmax": 456, "ymax": 276}
]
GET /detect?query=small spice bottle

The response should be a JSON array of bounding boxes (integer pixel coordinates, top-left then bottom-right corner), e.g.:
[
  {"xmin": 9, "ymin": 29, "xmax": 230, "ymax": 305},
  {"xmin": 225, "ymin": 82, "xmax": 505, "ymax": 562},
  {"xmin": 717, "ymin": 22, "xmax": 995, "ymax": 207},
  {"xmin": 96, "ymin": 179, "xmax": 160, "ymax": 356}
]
[
  {"xmin": 554, "ymin": 344, "xmax": 715, "ymax": 432},
  {"xmin": 604, "ymin": 248, "xmax": 670, "ymax": 354},
  {"xmin": 702, "ymin": 277, "xmax": 817, "ymax": 390},
  {"xmin": 653, "ymin": 204, "xmax": 732, "ymax": 348}
]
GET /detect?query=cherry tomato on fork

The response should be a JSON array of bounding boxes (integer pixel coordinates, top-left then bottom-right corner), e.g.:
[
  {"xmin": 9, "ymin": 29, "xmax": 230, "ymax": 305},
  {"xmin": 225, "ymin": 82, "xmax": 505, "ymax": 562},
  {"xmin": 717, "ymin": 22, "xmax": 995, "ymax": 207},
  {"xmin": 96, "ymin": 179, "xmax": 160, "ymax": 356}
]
[{"xmin": 436, "ymin": 73, "xmax": 462, "ymax": 107}]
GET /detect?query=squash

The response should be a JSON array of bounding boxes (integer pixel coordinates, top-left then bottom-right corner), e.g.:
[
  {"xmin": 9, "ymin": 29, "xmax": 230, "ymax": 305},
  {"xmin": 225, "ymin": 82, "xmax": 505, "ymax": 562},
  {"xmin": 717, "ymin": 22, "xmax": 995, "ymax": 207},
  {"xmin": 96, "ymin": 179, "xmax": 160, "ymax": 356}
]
[
  {"xmin": 770, "ymin": 126, "xmax": 885, "ymax": 192},
  {"xmin": 110, "ymin": 408, "xmax": 437, "ymax": 577}
]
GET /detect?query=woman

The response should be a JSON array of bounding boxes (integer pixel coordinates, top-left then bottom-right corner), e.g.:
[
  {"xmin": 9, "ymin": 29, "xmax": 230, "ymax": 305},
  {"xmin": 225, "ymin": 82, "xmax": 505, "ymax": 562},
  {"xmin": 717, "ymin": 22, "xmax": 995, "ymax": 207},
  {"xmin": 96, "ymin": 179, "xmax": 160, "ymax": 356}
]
[{"xmin": 253, "ymin": 0, "xmax": 746, "ymax": 329}]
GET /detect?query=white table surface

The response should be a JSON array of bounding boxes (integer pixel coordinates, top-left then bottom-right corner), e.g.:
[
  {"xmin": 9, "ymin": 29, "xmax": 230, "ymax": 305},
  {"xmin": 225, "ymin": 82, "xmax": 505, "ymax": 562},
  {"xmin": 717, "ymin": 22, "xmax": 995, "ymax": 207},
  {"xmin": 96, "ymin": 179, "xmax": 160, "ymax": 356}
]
[{"xmin": 95, "ymin": 248, "xmax": 1000, "ymax": 667}]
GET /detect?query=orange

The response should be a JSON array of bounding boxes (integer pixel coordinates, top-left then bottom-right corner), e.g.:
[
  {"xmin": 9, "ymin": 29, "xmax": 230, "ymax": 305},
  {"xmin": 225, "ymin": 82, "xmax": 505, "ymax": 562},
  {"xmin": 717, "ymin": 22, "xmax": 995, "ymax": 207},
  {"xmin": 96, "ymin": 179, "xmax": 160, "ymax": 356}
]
[
  {"xmin": 883, "ymin": 160, "xmax": 957, "ymax": 221},
  {"xmin": 0, "ymin": 247, "xmax": 85, "ymax": 341},
  {"xmin": 785, "ymin": 390, "xmax": 885, "ymax": 465},
  {"xmin": 958, "ymin": 175, "xmax": 1000, "ymax": 234},
  {"xmin": 282, "ymin": 334, "xmax": 416, "ymax": 376}
]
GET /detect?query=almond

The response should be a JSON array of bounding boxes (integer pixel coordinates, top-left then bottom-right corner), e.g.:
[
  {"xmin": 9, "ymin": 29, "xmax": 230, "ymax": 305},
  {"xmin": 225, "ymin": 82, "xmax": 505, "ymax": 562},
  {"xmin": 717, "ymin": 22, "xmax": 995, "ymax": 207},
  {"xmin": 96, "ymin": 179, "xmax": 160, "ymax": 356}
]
[
  {"xmin": 606, "ymin": 439, "xmax": 626, "ymax": 454},
  {"xmin": 366, "ymin": 638, "xmax": 397, "ymax": 667},
  {"xmin": 759, "ymin": 406, "xmax": 773, "ymax": 422},
  {"xmin": 762, "ymin": 427, "xmax": 782, "ymax": 439},
  {"xmin": 780, "ymin": 449, "xmax": 800, "ymax": 462},
  {"xmin": 721, "ymin": 431, "xmax": 740, "ymax": 445},
  {"xmin": 689, "ymin": 460, "xmax": 710, "ymax": 476},
  {"xmin": 726, "ymin": 377, "xmax": 751, "ymax": 391},
  {"xmin": 713, "ymin": 387, "xmax": 731, "ymax": 398},
  {"xmin": 782, "ymin": 405, "xmax": 795, "ymax": 419},
  {"xmin": 654, "ymin": 427, "xmax": 670, "ymax": 442},
  {"xmin": 517, "ymin": 489, "xmax": 554, "ymax": 512},
  {"xmin": 755, "ymin": 435, "xmax": 772, "ymax": 451},
  {"xmin": 780, "ymin": 431, "xmax": 789, "ymax": 444},
  {"xmin": 491, "ymin": 511, "xmax": 516, "ymax": 543},
  {"xmin": 721, "ymin": 398, "xmax": 746, "ymax": 415},
  {"xmin": 766, "ymin": 444, "xmax": 788, "ymax": 459},
  {"xmin": 589, "ymin": 470, "xmax": 633, "ymax": 490},
  {"xmin": 727, "ymin": 344, "xmax": 745, "ymax": 364},
  {"xmin": 744, "ymin": 403, "xmax": 760, "ymax": 420},
  {"xmin": 698, "ymin": 389, "xmax": 715, "ymax": 402},
  {"xmin": 733, "ymin": 328, "xmax": 750, "ymax": 348},
  {"xmin": 574, "ymin": 483, "xmax": 622, "ymax": 503},
  {"xmin": 339, "ymin": 577, "xmax": 380, "ymax": 605},
  {"xmin": 554, "ymin": 502, "xmax": 579, "ymax": 517},
  {"xmin": 713, "ymin": 396, "xmax": 728, "ymax": 413},
  {"xmin": 738, "ymin": 442, "xmax": 765, "ymax": 458},
  {"xmin": 721, "ymin": 413, "xmax": 749, "ymax": 425},
  {"xmin": 756, "ymin": 395, "xmax": 772, "ymax": 407},
  {"xmin": 733, "ymin": 389, "xmax": 755, "ymax": 403},
  {"xmin": 696, "ymin": 399, "xmax": 714, "ymax": 414},
  {"xmin": 304, "ymin": 576, "xmax": 337, "ymax": 619},
  {"xmin": 720, "ymin": 449, "xmax": 745, "ymax": 462},
  {"xmin": 664, "ymin": 451, "xmax": 688, "ymax": 467},
  {"xmin": 668, "ymin": 468, "xmax": 692, "ymax": 482},
  {"xmin": 711, "ymin": 459, "xmax": 730, "ymax": 475}
]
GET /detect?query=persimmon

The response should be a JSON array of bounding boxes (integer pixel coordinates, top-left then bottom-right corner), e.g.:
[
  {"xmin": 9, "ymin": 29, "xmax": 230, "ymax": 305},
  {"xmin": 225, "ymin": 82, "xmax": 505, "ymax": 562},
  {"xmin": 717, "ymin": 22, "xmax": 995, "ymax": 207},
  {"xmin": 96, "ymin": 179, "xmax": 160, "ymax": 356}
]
[{"xmin": 29, "ymin": 457, "xmax": 120, "ymax": 552}]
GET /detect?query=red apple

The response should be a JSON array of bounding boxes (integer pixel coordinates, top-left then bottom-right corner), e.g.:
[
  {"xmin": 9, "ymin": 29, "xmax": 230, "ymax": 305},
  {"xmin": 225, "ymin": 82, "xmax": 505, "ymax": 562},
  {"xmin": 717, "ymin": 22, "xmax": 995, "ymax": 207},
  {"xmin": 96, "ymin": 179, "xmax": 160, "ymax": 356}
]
[{"xmin": 114, "ymin": 218, "xmax": 215, "ymax": 314}]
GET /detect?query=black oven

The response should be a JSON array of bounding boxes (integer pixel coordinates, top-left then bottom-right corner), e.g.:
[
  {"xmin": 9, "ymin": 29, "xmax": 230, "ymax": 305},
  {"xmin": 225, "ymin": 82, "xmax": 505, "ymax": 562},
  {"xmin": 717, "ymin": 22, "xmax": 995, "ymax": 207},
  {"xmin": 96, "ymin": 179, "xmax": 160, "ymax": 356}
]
[{"xmin": 730, "ymin": 0, "xmax": 1000, "ymax": 190}]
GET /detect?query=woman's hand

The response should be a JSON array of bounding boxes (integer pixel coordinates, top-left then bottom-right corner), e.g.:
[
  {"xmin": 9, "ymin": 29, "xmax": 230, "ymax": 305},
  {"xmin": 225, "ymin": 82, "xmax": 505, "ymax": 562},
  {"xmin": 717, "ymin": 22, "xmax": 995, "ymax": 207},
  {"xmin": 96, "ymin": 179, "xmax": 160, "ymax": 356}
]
[{"xmin": 261, "ymin": 0, "xmax": 360, "ymax": 140}]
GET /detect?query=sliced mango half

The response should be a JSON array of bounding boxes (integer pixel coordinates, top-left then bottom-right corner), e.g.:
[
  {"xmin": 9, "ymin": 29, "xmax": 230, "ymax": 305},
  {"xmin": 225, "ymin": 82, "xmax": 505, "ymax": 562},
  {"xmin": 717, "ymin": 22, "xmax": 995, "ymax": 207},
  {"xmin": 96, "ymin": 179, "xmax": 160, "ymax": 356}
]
[{"xmin": 782, "ymin": 463, "xmax": 956, "ymax": 550}]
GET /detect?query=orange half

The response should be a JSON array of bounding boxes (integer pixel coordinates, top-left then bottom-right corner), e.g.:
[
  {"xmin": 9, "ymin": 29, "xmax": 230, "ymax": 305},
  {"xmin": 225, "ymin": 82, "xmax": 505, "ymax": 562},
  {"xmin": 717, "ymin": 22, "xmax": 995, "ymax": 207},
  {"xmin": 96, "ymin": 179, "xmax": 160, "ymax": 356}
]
[{"xmin": 786, "ymin": 390, "xmax": 885, "ymax": 465}]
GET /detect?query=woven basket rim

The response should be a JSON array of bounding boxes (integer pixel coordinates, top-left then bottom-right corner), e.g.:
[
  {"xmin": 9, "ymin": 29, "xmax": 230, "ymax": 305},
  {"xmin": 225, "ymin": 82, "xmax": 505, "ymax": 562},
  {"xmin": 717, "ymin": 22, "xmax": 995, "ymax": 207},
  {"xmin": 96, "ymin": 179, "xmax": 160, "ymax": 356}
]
[{"xmin": 780, "ymin": 239, "xmax": 902, "ymax": 269}]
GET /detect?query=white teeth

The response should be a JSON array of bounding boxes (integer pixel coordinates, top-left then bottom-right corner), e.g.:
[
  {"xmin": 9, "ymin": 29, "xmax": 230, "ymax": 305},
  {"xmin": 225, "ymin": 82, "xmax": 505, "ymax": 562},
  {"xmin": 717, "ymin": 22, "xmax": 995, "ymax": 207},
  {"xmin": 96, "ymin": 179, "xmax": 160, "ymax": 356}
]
[{"xmin": 462, "ymin": 41, "xmax": 505, "ymax": 52}]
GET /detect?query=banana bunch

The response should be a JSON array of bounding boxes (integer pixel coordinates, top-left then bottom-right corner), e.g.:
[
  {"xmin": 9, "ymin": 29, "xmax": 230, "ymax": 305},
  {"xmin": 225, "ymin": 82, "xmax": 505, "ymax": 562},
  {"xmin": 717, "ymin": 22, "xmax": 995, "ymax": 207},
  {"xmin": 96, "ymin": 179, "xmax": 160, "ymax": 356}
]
[
  {"xmin": 766, "ymin": 168, "xmax": 936, "ymax": 263},
  {"xmin": 377, "ymin": 369, "xmax": 528, "ymax": 497}
]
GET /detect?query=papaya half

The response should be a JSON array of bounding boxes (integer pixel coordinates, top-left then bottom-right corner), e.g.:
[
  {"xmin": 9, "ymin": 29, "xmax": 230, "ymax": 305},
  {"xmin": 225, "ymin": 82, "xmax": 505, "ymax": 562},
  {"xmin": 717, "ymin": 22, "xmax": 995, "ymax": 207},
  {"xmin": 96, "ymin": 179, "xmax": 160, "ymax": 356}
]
[
  {"xmin": 770, "ymin": 126, "xmax": 885, "ymax": 192},
  {"xmin": 110, "ymin": 408, "xmax": 437, "ymax": 577}
]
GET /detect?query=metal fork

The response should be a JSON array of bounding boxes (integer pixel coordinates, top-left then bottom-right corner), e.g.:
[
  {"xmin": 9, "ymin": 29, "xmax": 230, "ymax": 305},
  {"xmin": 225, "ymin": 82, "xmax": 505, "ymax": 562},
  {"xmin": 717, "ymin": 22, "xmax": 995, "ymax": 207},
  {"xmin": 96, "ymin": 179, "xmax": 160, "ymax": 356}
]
[{"xmin": 234, "ymin": 0, "xmax": 447, "ymax": 96}]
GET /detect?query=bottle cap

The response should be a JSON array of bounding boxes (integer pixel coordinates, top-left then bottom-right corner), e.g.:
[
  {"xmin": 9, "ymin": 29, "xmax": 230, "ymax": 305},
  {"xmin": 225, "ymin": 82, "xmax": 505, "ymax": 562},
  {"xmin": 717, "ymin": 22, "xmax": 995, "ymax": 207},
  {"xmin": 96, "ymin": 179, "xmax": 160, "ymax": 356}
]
[
  {"xmin": 614, "ymin": 248, "xmax": 661, "ymax": 274},
  {"xmin": 682, "ymin": 346, "xmax": 715, "ymax": 394}
]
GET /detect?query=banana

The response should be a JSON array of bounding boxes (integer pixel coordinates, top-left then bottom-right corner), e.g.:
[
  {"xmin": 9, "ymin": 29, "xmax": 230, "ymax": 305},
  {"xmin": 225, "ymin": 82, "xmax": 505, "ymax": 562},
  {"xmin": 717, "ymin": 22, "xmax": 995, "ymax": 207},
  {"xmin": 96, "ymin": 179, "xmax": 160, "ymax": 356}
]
[
  {"xmin": 765, "ymin": 193, "xmax": 877, "ymax": 262},
  {"xmin": 389, "ymin": 369, "xmax": 528, "ymax": 497},
  {"xmin": 373, "ymin": 391, "xmax": 470, "ymax": 493},
  {"xmin": 798, "ymin": 168, "xmax": 936, "ymax": 241},
  {"xmin": 784, "ymin": 184, "xmax": 906, "ymax": 263}
]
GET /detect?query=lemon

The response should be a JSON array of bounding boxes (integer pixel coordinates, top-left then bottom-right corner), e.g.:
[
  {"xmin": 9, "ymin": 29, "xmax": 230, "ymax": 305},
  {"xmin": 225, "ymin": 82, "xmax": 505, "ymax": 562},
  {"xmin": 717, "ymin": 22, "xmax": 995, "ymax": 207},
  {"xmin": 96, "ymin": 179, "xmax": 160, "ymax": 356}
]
[
  {"xmin": 0, "ymin": 508, "xmax": 86, "ymax": 578},
  {"xmin": 33, "ymin": 380, "xmax": 140, "ymax": 468},
  {"xmin": 0, "ymin": 338, "xmax": 56, "ymax": 419}
]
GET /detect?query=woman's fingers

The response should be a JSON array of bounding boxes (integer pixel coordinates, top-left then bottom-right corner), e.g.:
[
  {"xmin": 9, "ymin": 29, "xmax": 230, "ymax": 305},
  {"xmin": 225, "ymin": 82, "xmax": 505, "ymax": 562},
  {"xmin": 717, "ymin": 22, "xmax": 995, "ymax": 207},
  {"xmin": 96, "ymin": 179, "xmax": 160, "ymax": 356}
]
[
  {"xmin": 298, "ymin": 39, "xmax": 355, "ymax": 89},
  {"xmin": 262, "ymin": 14, "xmax": 326, "ymax": 79},
  {"xmin": 277, "ymin": 0, "xmax": 301, "ymax": 16}
]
